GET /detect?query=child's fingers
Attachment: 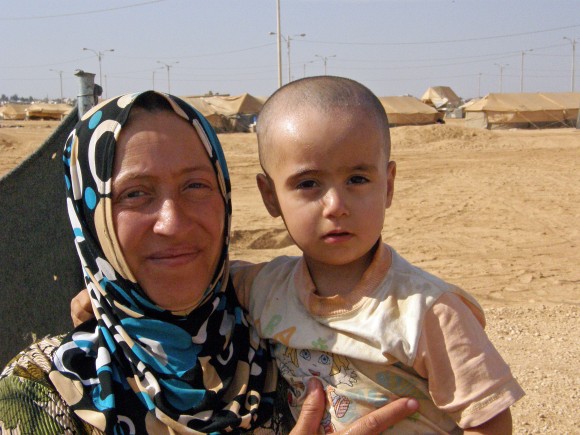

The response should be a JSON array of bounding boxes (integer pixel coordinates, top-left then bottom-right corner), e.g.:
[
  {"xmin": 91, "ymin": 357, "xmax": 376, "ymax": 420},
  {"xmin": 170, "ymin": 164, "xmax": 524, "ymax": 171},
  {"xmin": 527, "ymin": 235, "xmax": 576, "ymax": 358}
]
[{"xmin": 70, "ymin": 288, "xmax": 92, "ymax": 327}]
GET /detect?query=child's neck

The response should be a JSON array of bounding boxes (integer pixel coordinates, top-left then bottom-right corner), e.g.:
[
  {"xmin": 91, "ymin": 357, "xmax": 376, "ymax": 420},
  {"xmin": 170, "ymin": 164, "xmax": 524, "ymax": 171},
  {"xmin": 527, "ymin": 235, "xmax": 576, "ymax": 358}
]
[{"xmin": 304, "ymin": 248, "xmax": 376, "ymax": 298}]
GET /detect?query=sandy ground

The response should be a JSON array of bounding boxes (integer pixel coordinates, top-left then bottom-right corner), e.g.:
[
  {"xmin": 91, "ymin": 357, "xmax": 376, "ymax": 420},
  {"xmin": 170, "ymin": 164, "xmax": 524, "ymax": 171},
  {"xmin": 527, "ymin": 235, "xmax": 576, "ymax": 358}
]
[{"xmin": 1, "ymin": 119, "xmax": 578, "ymax": 434}]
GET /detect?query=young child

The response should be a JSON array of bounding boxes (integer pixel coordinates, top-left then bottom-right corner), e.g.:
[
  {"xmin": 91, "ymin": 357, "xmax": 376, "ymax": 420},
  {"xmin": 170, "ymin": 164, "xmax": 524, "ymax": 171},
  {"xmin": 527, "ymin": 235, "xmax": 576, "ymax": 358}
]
[{"xmin": 231, "ymin": 76, "xmax": 524, "ymax": 434}]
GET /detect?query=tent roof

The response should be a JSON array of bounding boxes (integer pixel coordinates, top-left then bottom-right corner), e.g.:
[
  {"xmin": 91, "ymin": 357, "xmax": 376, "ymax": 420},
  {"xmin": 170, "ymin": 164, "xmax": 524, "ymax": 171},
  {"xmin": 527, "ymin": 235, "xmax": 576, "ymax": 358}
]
[
  {"xmin": 421, "ymin": 86, "xmax": 462, "ymax": 107},
  {"xmin": 26, "ymin": 103, "xmax": 73, "ymax": 115},
  {"xmin": 465, "ymin": 92, "xmax": 580, "ymax": 112},
  {"xmin": 0, "ymin": 103, "xmax": 28, "ymax": 114},
  {"xmin": 379, "ymin": 96, "xmax": 439, "ymax": 115},
  {"xmin": 182, "ymin": 93, "xmax": 263, "ymax": 117}
]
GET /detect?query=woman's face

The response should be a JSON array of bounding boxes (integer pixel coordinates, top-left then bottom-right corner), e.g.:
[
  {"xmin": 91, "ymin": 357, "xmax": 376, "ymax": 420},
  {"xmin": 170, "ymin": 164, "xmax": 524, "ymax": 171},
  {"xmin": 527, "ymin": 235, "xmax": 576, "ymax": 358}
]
[{"xmin": 111, "ymin": 109, "xmax": 225, "ymax": 311}]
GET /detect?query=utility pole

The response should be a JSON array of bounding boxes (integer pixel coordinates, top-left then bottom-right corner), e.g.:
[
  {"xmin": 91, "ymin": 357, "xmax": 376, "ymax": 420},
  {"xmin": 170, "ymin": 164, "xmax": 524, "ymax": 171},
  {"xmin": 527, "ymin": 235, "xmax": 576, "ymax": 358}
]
[
  {"xmin": 83, "ymin": 47, "xmax": 114, "ymax": 88},
  {"xmin": 520, "ymin": 49, "xmax": 533, "ymax": 93},
  {"xmin": 315, "ymin": 54, "xmax": 337, "ymax": 75},
  {"xmin": 270, "ymin": 32, "xmax": 306, "ymax": 83},
  {"xmin": 49, "ymin": 69, "xmax": 64, "ymax": 101},
  {"xmin": 275, "ymin": 0, "xmax": 282, "ymax": 88},
  {"xmin": 157, "ymin": 61, "xmax": 179, "ymax": 94},
  {"xmin": 494, "ymin": 63, "xmax": 508, "ymax": 93},
  {"xmin": 563, "ymin": 37, "xmax": 577, "ymax": 91}
]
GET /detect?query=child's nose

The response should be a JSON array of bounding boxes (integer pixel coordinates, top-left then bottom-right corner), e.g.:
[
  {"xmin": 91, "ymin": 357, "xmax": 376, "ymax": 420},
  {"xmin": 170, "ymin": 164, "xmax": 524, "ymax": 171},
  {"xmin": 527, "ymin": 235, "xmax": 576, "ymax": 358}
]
[
  {"xmin": 153, "ymin": 198, "xmax": 189, "ymax": 235},
  {"xmin": 322, "ymin": 188, "xmax": 349, "ymax": 218}
]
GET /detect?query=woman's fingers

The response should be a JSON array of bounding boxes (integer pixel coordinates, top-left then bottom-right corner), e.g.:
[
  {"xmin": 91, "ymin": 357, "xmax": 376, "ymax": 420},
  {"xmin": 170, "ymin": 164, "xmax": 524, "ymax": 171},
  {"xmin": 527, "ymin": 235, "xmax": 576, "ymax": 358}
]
[
  {"xmin": 290, "ymin": 377, "xmax": 419, "ymax": 435},
  {"xmin": 337, "ymin": 397, "xmax": 419, "ymax": 435},
  {"xmin": 70, "ymin": 289, "xmax": 93, "ymax": 327},
  {"xmin": 290, "ymin": 378, "xmax": 326, "ymax": 434}
]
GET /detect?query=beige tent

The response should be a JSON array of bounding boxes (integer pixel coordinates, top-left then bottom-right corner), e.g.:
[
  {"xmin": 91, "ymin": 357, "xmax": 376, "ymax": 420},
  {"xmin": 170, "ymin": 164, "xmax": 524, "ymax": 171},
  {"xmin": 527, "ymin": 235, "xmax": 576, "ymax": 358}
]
[
  {"xmin": 0, "ymin": 103, "xmax": 28, "ymax": 120},
  {"xmin": 379, "ymin": 96, "xmax": 441, "ymax": 126},
  {"xmin": 421, "ymin": 86, "xmax": 462, "ymax": 110},
  {"xmin": 182, "ymin": 93, "xmax": 264, "ymax": 132},
  {"xmin": 463, "ymin": 92, "xmax": 580, "ymax": 129},
  {"xmin": 26, "ymin": 103, "xmax": 73, "ymax": 120},
  {"xmin": 182, "ymin": 96, "xmax": 231, "ymax": 132}
]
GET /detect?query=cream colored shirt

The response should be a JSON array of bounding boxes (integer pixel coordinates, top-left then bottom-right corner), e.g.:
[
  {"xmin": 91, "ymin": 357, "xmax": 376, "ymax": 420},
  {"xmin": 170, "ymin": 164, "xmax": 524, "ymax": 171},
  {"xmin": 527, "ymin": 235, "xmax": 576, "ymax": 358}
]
[{"xmin": 232, "ymin": 243, "xmax": 524, "ymax": 433}]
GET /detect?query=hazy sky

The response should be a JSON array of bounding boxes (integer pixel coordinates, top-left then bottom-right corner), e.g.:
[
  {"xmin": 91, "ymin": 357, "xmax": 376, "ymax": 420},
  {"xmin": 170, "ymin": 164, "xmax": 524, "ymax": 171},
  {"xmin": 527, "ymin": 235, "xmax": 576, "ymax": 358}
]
[{"xmin": 2, "ymin": 0, "xmax": 579, "ymax": 101}]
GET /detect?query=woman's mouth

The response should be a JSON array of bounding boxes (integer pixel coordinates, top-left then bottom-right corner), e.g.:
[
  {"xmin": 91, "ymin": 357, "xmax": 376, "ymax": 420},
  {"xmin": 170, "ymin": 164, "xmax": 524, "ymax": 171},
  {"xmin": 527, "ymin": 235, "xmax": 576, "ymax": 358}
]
[{"xmin": 147, "ymin": 248, "xmax": 200, "ymax": 266}]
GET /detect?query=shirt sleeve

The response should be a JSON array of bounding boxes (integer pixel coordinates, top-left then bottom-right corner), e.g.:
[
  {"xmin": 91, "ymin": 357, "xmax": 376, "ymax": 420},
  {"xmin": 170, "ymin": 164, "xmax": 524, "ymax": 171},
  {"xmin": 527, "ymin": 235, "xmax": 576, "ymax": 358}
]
[
  {"xmin": 230, "ymin": 260, "xmax": 267, "ymax": 311},
  {"xmin": 413, "ymin": 292, "xmax": 525, "ymax": 429}
]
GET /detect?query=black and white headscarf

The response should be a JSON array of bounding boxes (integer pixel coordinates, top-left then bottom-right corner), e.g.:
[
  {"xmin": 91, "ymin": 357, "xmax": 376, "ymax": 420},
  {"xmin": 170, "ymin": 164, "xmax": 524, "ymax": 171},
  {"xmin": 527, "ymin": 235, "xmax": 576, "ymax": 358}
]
[{"xmin": 50, "ymin": 91, "xmax": 276, "ymax": 434}]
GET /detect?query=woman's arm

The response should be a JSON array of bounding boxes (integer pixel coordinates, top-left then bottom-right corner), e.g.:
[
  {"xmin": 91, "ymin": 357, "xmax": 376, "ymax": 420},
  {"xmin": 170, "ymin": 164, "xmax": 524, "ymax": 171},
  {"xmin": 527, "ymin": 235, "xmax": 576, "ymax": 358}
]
[{"xmin": 290, "ymin": 378, "xmax": 419, "ymax": 435}]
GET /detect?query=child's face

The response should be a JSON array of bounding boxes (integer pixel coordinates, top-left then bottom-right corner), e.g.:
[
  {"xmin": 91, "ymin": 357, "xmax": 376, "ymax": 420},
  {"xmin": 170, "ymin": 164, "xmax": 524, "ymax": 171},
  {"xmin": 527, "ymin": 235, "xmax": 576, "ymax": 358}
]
[{"xmin": 257, "ymin": 107, "xmax": 396, "ymax": 272}]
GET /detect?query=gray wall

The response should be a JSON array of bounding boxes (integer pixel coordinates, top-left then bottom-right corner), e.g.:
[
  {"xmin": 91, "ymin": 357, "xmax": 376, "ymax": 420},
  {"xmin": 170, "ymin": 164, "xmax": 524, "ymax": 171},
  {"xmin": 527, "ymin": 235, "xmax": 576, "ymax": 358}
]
[{"xmin": 0, "ymin": 110, "xmax": 84, "ymax": 366}]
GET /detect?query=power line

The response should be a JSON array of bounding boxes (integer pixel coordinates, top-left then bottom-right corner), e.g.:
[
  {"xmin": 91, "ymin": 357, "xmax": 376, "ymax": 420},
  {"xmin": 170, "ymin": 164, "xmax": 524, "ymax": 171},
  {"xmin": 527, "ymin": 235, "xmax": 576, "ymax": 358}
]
[
  {"xmin": 0, "ymin": 0, "xmax": 166, "ymax": 20},
  {"xmin": 301, "ymin": 24, "xmax": 580, "ymax": 46}
]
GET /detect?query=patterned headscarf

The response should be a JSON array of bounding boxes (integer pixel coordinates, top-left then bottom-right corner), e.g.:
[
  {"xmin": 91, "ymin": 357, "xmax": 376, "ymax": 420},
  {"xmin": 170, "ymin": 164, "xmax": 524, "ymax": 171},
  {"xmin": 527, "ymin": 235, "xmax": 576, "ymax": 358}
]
[{"xmin": 50, "ymin": 91, "xmax": 275, "ymax": 433}]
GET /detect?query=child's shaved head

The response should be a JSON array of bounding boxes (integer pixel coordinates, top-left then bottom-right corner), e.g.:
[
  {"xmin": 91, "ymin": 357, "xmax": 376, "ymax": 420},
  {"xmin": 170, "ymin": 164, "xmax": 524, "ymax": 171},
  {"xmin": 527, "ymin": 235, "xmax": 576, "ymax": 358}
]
[{"xmin": 257, "ymin": 76, "xmax": 391, "ymax": 172}]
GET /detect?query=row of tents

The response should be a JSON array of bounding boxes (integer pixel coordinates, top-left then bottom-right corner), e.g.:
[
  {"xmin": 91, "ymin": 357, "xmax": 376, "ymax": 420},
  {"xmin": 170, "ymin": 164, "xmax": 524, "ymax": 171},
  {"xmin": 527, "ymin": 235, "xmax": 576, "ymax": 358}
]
[
  {"xmin": 3, "ymin": 88, "xmax": 580, "ymax": 130},
  {"xmin": 0, "ymin": 103, "xmax": 74, "ymax": 121},
  {"xmin": 172, "ymin": 88, "xmax": 580, "ymax": 130}
]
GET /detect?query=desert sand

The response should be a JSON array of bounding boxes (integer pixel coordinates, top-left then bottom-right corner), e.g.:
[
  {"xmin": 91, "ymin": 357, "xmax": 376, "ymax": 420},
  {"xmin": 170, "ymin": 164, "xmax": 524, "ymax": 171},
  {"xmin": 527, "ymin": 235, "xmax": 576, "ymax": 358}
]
[{"xmin": 1, "ymin": 119, "xmax": 578, "ymax": 434}]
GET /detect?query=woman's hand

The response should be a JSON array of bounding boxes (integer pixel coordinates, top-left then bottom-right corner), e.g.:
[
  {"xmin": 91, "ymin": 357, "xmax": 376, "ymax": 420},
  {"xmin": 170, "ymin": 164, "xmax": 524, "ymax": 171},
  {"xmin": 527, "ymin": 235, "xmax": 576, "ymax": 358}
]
[
  {"xmin": 71, "ymin": 289, "xmax": 93, "ymax": 326},
  {"xmin": 290, "ymin": 378, "xmax": 419, "ymax": 434}
]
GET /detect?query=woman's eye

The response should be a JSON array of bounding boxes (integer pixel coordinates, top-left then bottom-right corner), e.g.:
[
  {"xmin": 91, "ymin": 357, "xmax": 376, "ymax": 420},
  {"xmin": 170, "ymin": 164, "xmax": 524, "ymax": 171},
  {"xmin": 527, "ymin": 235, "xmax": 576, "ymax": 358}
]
[
  {"xmin": 296, "ymin": 180, "xmax": 317, "ymax": 189},
  {"xmin": 125, "ymin": 190, "xmax": 146, "ymax": 199},
  {"xmin": 348, "ymin": 175, "xmax": 369, "ymax": 185}
]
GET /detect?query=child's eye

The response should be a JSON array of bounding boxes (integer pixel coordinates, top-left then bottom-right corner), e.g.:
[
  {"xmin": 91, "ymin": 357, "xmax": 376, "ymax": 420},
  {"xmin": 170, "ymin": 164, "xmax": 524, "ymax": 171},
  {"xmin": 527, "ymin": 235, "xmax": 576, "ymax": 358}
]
[
  {"xmin": 318, "ymin": 354, "xmax": 331, "ymax": 365},
  {"xmin": 299, "ymin": 349, "xmax": 311, "ymax": 360},
  {"xmin": 348, "ymin": 175, "xmax": 369, "ymax": 185},
  {"xmin": 296, "ymin": 180, "xmax": 318, "ymax": 189}
]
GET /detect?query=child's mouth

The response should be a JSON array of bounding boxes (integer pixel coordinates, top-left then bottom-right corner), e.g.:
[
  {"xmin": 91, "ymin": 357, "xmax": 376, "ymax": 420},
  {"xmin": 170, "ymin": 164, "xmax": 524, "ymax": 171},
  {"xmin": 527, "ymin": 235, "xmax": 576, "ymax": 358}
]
[{"xmin": 323, "ymin": 231, "xmax": 352, "ymax": 243}]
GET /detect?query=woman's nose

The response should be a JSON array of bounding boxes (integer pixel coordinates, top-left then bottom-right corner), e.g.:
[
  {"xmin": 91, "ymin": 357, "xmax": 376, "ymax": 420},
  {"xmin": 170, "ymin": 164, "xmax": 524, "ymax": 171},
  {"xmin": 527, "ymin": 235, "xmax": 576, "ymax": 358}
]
[
  {"xmin": 322, "ymin": 188, "xmax": 349, "ymax": 218},
  {"xmin": 153, "ymin": 198, "xmax": 188, "ymax": 235}
]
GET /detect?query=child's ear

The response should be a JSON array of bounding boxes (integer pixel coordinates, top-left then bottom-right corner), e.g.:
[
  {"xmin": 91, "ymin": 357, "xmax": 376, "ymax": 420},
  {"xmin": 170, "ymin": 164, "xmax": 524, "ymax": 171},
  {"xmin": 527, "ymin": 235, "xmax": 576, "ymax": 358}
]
[
  {"xmin": 385, "ymin": 161, "xmax": 396, "ymax": 209},
  {"xmin": 256, "ymin": 173, "xmax": 282, "ymax": 218}
]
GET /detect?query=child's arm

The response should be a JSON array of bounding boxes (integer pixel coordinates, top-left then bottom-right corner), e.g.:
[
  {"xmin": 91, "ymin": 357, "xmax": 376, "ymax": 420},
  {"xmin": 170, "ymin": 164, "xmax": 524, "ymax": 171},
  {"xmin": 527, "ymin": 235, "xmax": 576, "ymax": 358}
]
[
  {"xmin": 464, "ymin": 409, "xmax": 512, "ymax": 434},
  {"xmin": 229, "ymin": 259, "xmax": 265, "ymax": 310},
  {"xmin": 71, "ymin": 288, "xmax": 92, "ymax": 326},
  {"xmin": 414, "ymin": 293, "xmax": 523, "ymax": 430}
]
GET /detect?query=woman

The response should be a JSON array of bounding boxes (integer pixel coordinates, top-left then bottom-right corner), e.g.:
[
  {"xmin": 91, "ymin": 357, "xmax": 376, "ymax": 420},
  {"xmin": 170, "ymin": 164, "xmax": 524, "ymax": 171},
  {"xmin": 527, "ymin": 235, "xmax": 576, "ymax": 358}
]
[{"xmin": 0, "ymin": 91, "xmax": 416, "ymax": 434}]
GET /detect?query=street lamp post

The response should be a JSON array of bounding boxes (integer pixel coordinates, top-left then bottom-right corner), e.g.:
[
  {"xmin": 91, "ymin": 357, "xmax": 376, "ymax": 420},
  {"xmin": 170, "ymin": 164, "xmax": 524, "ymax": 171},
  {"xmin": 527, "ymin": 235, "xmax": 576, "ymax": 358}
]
[
  {"xmin": 49, "ymin": 69, "xmax": 64, "ymax": 101},
  {"xmin": 494, "ymin": 63, "xmax": 509, "ymax": 93},
  {"xmin": 315, "ymin": 54, "xmax": 336, "ymax": 75},
  {"xmin": 270, "ymin": 32, "xmax": 305, "ymax": 83},
  {"xmin": 157, "ymin": 61, "xmax": 179, "ymax": 94},
  {"xmin": 563, "ymin": 37, "xmax": 577, "ymax": 91},
  {"xmin": 151, "ymin": 67, "xmax": 164, "ymax": 91},
  {"xmin": 83, "ymin": 47, "xmax": 114, "ymax": 88},
  {"xmin": 520, "ymin": 49, "xmax": 533, "ymax": 93}
]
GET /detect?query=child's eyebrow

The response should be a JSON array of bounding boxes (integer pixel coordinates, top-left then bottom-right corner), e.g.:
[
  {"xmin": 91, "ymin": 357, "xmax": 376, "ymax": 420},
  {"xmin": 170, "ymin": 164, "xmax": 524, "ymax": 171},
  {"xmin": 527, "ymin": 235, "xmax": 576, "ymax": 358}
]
[{"xmin": 348, "ymin": 163, "xmax": 378, "ymax": 172}]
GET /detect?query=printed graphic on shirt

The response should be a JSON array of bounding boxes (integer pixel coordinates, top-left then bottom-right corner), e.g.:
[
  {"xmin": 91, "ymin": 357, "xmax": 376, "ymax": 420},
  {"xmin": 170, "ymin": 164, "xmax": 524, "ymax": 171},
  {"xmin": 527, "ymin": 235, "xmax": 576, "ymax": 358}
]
[{"xmin": 278, "ymin": 346, "xmax": 358, "ymax": 433}]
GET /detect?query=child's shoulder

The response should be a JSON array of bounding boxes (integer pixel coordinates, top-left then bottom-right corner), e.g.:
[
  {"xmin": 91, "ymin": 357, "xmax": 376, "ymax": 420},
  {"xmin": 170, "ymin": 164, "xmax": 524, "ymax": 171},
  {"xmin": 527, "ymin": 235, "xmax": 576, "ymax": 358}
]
[
  {"xmin": 230, "ymin": 256, "xmax": 302, "ymax": 309},
  {"xmin": 388, "ymin": 247, "xmax": 483, "ymax": 316}
]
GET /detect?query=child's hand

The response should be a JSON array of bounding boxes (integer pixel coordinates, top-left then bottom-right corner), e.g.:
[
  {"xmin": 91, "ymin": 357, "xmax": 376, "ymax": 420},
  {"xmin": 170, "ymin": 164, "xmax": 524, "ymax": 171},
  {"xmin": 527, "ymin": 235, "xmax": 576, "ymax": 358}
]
[
  {"xmin": 71, "ymin": 289, "xmax": 93, "ymax": 327},
  {"xmin": 290, "ymin": 378, "xmax": 419, "ymax": 435}
]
